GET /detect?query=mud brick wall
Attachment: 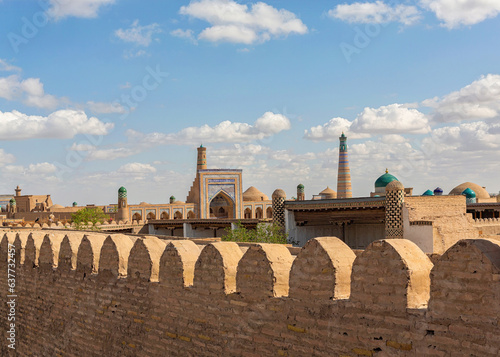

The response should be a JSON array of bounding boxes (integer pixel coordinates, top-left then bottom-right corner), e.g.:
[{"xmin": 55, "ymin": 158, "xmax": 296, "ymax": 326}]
[
  {"xmin": 1, "ymin": 230, "xmax": 499, "ymax": 356},
  {"xmin": 405, "ymin": 196, "xmax": 480, "ymax": 253}
]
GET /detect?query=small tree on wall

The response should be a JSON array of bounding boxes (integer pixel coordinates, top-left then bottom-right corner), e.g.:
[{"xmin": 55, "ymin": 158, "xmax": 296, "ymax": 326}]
[
  {"xmin": 223, "ymin": 221, "xmax": 289, "ymax": 244},
  {"xmin": 71, "ymin": 207, "xmax": 108, "ymax": 230}
]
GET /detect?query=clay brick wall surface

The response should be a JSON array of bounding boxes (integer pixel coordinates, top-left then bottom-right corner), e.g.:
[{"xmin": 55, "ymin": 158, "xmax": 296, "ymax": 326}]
[
  {"xmin": 405, "ymin": 196, "xmax": 480, "ymax": 253},
  {"xmin": 1, "ymin": 230, "xmax": 499, "ymax": 356}
]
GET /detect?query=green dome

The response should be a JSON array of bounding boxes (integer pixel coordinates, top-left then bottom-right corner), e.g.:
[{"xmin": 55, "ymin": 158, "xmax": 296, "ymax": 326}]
[
  {"xmin": 297, "ymin": 184, "xmax": 304, "ymax": 189},
  {"xmin": 73, "ymin": 202, "xmax": 78, "ymax": 206},
  {"xmin": 118, "ymin": 186, "xmax": 127, "ymax": 193},
  {"xmin": 422, "ymin": 189, "xmax": 434, "ymax": 196},
  {"xmin": 374, "ymin": 169, "xmax": 399, "ymax": 188},
  {"xmin": 462, "ymin": 188, "xmax": 476, "ymax": 198},
  {"xmin": 170, "ymin": 195, "xmax": 175, "ymax": 200},
  {"xmin": 9, "ymin": 198, "xmax": 15, "ymax": 203}
]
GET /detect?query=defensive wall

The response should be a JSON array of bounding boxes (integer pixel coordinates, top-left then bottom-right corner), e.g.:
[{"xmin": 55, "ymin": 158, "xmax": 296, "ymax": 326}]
[{"xmin": 1, "ymin": 230, "xmax": 499, "ymax": 356}]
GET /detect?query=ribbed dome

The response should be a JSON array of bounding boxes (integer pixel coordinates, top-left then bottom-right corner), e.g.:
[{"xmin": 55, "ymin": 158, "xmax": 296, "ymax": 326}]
[
  {"xmin": 422, "ymin": 189, "xmax": 434, "ymax": 196},
  {"xmin": 319, "ymin": 187, "xmax": 336, "ymax": 195},
  {"xmin": 319, "ymin": 186, "xmax": 337, "ymax": 199},
  {"xmin": 449, "ymin": 182, "xmax": 490, "ymax": 199},
  {"xmin": 375, "ymin": 169, "xmax": 399, "ymax": 188},
  {"xmin": 243, "ymin": 186, "xmax": 269, "ymax": 201}
]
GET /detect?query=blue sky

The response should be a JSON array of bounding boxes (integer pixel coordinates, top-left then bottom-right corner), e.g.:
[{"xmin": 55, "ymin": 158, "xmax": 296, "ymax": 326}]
[{"xmin": 1, "ymin": 0, "xmax": 500, "ymax": 205}]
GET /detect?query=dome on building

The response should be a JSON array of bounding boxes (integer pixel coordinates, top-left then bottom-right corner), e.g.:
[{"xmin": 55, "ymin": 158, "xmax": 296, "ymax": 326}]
[
  {"xmin": 422, "ymin": 189, "xmax": 434, "ymax": 196},
  {"xmin": 272, "ymin": 189, "xmax": 286, "ymax": 199},
  {"xmin": 461, "ymin": 188, "xmax": 476, "ymax": 199},
  {"xmin": 9, "ymin": 198, "xmax": 15, "ymax": 204},
  {"xmin": 118, "ymin": 186, "xmax": 127, "ymax": 193},
  {"xmin": 173, "ymin": 201, "xmax": 185, "ymax": 204},
  {"xmin": 139, "ymin": 202, "xmax": 150, "ymax": 205},
  {"xmin": 386, "ymin": 180, "xmax": 404, "ymax": 191},
  {"xmin": 72, "ymin": 202, "xmax": 78, "ymax": 207},
  {"xmin": 50, "ymin": 204, "xmax": 65, "ymax": 210},
  {"xmin": 243, "ymin": 186, "xmax": 269, "ymax": 201},
  {"xmin": 319, "ymin": 186, "xmax": 337, "ymax": 199},
  {"xmin": 449, "ymin": 182, "xmax": 490, "ymax": 199},
  {"xmin": 433, "ymin": 187, "xmax": 443, "ymax": 195},
  {"xmin": 297, "ymin": 183, "xmax": 304, "ymax": 190},
  {"xmin": 170, "ymin": 195, "xmax": 175, "ymax": 200},
  {"xmin": 375, "ymin": 169, "xmax": 399, "ymax": 189}
]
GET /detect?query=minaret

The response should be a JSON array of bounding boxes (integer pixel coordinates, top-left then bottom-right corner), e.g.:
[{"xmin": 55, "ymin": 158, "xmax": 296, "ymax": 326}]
[
  {"xmin": 197, "ymin": 145, "xmax": 207, "ymax": 171},
  {"xmin": 117, "ymin": 186, "xmax": 128, "ymax": 222},
  {"xmin": 297, "ymin": 184, "xmax": 305, "ymax": 201},
  {"xmin": 337, "ymin": 132, "xmax": 352, "ymax": 198}
]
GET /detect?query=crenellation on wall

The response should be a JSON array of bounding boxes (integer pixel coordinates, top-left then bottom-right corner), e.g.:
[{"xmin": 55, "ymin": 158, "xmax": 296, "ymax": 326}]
[
  {"xmin": 236, "ymin": 243, "xmax": 294, "ymax": 300},
  {"xmin": 1, "ymin": 230, "xmax": 499, "ymax": 356}
]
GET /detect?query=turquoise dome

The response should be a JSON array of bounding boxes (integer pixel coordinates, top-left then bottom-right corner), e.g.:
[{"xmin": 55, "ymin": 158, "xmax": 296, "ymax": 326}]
[
  {"xmin": 375, "ymin": 169, "xmax": 399, "ymax": 188},
  {"xmin": 462, "ymin": 188, "xmax": 476, "ymax": 198},
  {"xmin": 422, "ymin": 189, "xmax": 434, "ymax": 196}
]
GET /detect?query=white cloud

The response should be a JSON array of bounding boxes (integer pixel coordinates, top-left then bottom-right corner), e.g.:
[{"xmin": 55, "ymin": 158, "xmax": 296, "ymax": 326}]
[
  {"xmin": 424, "ymin": 121, "xmax": 500, "ymax": 151},
  {"xmin": 422, "ymin": 74, "xmax": 500, "ymax": 122},
  {"xmin": 179, "ymin": 0, "xmax": 307, "ymax": 44},
  {"xmin": 351, "ymin": 104, "xmax": 431, "ymax": 134},
  {"xmin": 27, "ymin": 162, "xmax": 57, "ymax": 174},
  {"xmin": 329, "ymin": 1, "xmax": 421, "ymax": 25},
  {"xmin": 420, "ymin": 0, "xmax": 500, "ymax": 28},
  {"xmin": 117, "ymin": 162, "xmax": 156, "ymax": 174},
  {"xmin": 0, "ymin": 59, "xmax": 21, "ymax": 72},
  {"xmin": 87, "ymin": 148, "xmax": 136, "ymax": 160},
  {"xmin": 170, "ymin": 29, "xmax": 197, "ymax": 43},
  {"xmin": 0, "ymin": 149, "xmax": 15, "ymax": 166},
  {"xmin": 303, "ymin": 117, "xmax": 371, "ymax": 141},
  {"xmin": 126, "ymin": 111, "xmax": 291, "ymax": 145},
  {"xmin": 0, "ymin": 109, "xmax": 113, "ymax": 140},
  {"xmin": 47, "ymin": 0, "xmax": 117, "ymax": 20},
  {"xmin": 87, "ymin": 101, "xmax": 127, "ymax": 114},
  {"xmin": 0, "ymin": 74, "xmax": 61, "ymax": 109},
  {"xmin": 115, "ymin": 20, "xmax": 162, "ymax": 47}
]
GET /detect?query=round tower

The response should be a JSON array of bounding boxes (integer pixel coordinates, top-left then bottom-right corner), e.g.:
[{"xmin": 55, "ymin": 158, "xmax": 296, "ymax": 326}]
[
  {"xmin": 117, "ymin": 186, "xmax": 128, "ymax": 221},
  {"xmin": 385, "ymin": 180, "xmax": 405, "ymax": 239},
  {"xmin": 297, "ymin": 184, "xmax": 305, "ymax": 201},
  {"xmin": 337, "ymin": 132, "xmax": 352, "ymax": 198},
  {"xmin": 170, "ymin": 195, "xmax": 175, "ymax": 204},
  {"xmin": 15, "ymin": 185, "xmax": 21, "ymax": 196},
  {"xmin": 9, "ymin": 198, "xmax": 16, "ymax": 214},
  {"xmin": 272, "ymin": 189, "xmax": 286, "ymax": 230},
  {"xmin": 197, "ymin": 145, "xmax": 207, "ymax": 171}
]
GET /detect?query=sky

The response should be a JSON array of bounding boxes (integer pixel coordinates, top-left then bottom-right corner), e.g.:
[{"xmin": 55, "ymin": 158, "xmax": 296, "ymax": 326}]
[{"xmin": 0, "ymin": 0, "xmax": 500, "ymax": 206}]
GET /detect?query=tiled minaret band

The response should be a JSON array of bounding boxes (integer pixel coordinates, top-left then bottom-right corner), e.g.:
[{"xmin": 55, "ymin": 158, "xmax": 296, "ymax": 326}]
[
  {"xmin": 197, "ymin": 145, "xmax": 207, "ymax": 171},
  {"xmin": 337, "ymin": 133, "xmax": 352, "ymax": 199}
]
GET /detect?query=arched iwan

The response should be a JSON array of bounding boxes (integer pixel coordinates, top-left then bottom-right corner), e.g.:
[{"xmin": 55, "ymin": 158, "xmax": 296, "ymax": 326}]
[
  {"xmin": 194, "ymin": 242, "xmax": 243, "ymax": 295},
  {"xmin": 128, "ymin": 236, "xmax": 168, "ymax": 282},
  {"xmin": 289, "ymin": 237, "xmax": 356, "ymax": 300},
  {"xmin": 236, "ymin": 243, "xmax": 294, "ymax": 300},
  {"xmin": 350, "ymin": 239, "xmax": 433, "ymax": 311},
  {"xmin": 159, "ymin": 240, "xmax": 200, "ymax": 288}
]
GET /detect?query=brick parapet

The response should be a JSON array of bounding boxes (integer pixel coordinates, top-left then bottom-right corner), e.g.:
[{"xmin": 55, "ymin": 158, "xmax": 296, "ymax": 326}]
[{"xmin": 1, "ymin": 231, "xmax": 499, "ymax": 356}]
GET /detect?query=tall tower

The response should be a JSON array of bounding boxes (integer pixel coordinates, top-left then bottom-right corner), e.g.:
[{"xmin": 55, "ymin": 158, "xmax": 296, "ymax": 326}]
[
  {"xmin": 337, "ymin": 133, "xmax": 352, "ymax": 198},
  {"xmin": 117, "ymin": 186, "xmax": 128, "ymax": 222},
  {"xmin": 385, "ymin": 180, "xmax": 404, "ymax": 239},
  {"xmin": 197, "ymin": 145, "xmax": 207, "ymax": 171},
  {"xmin": 297, "ymin": 184, "xmax": 305, "ymax": 201}
]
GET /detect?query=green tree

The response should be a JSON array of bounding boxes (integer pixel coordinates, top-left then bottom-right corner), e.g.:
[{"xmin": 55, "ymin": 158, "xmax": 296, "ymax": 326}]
[
  {"xmin": 71, "ymin": 207, "xmax": 108, "ymax": 230},
  {"xmin": 223, "ymin": 221, "xmax": 288, "ymax": 244}
]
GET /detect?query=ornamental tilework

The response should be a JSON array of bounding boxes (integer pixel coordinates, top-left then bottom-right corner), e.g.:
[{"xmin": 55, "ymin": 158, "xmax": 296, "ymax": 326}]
[
  {"xmin": 385, "ymin": 189, "xmax": 404, "ymax": 238},
  {"xmin": 208, "ymin": 184, "xmax": 236, "ymax": 202},
  {"xmin": 273, "ymin": 197, "xmax": 286, "ymax": 228}
]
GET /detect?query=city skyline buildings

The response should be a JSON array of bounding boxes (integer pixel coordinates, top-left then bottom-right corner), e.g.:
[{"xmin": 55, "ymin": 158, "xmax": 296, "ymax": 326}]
[{"xmin": 0, "ymin": 1, "xmax": 499, "ymax": 205}]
